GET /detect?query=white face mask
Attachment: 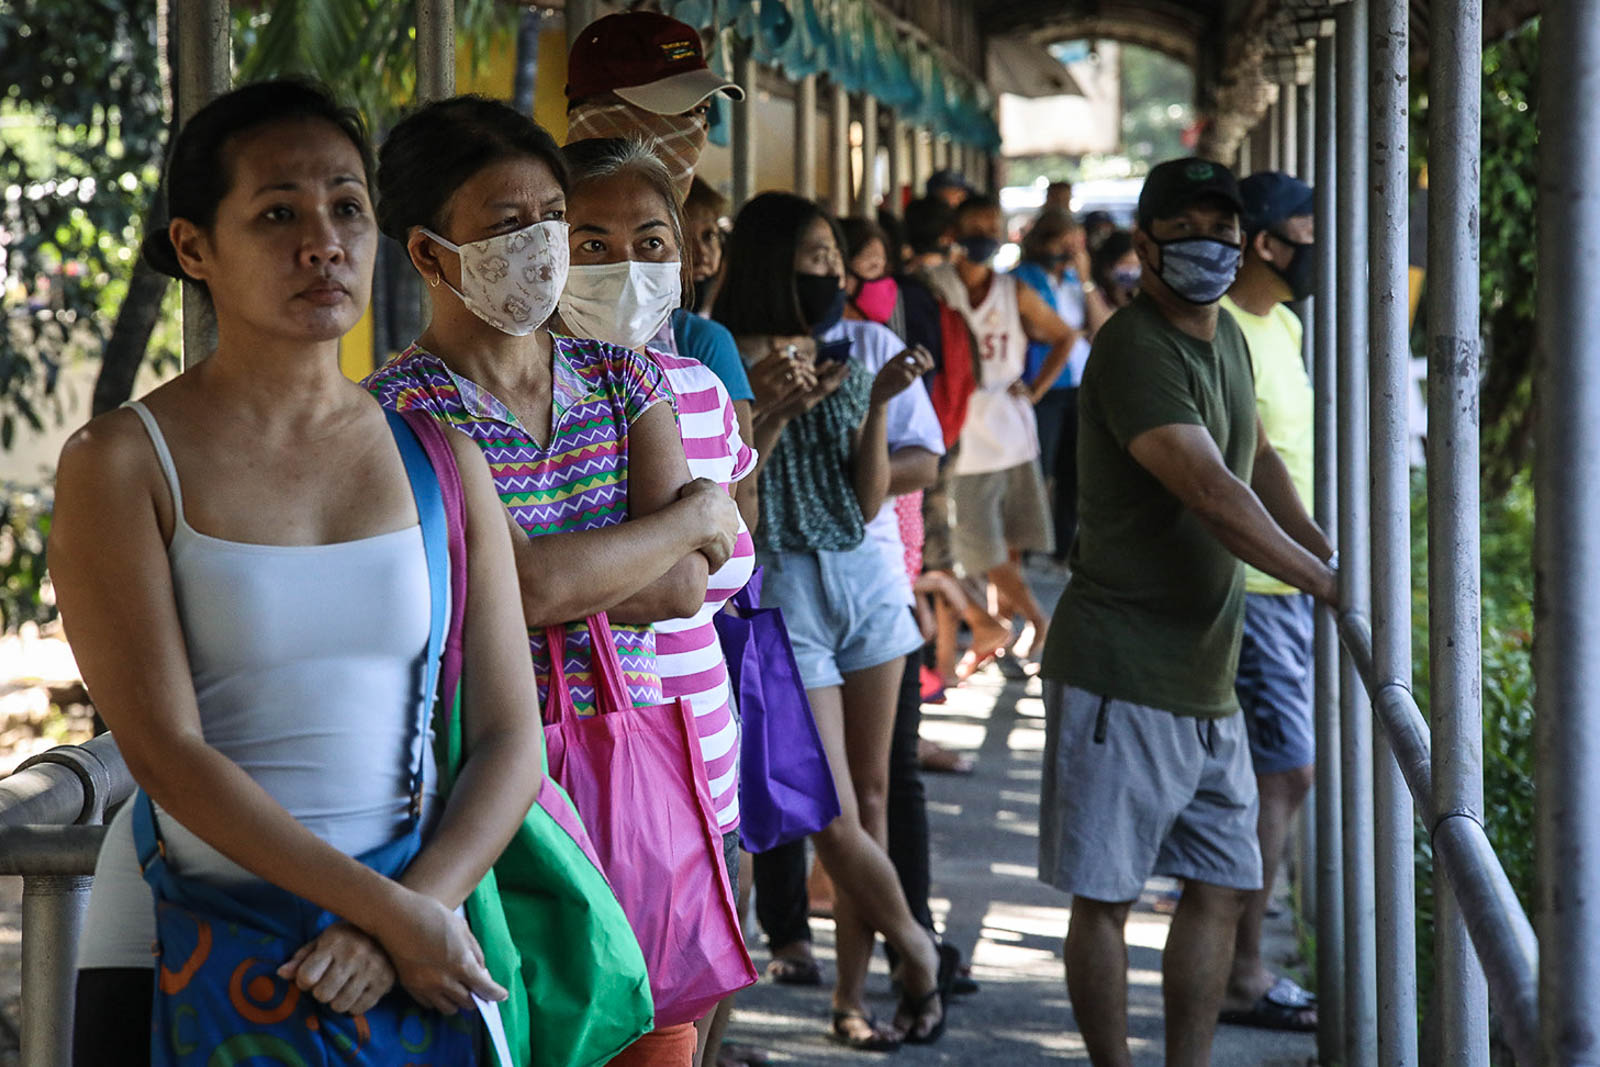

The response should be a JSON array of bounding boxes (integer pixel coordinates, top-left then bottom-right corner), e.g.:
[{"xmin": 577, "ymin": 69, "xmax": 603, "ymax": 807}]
[
  {"xmin": 423, "ymin": 220, "xmax": 569, "ymax": 336},
  {"xmin": 558, "ymin": 259, "xmax": 683, "ymax": 351}
]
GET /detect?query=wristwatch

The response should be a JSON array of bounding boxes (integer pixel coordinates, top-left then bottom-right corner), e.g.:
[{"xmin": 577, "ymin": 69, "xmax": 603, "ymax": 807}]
[{"xmin": 1080, "ymin": 280, "xmax": 1098, "ymax": 294}]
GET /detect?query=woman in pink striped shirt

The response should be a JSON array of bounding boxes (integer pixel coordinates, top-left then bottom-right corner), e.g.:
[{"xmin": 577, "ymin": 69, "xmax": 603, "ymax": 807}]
[{"xmin": 558, "ymin": 136, "xmax": 757, "ymax": 1067}]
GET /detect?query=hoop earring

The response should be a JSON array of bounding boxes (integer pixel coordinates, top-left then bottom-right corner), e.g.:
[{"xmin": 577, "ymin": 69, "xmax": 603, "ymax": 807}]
[{"xmin": 429, "ymin": 275, "xmax": 441, "ymax": 289}]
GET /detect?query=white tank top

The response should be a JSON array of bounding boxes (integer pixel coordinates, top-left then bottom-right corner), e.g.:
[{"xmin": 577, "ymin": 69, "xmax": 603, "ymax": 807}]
[
  {"xmin": 78, "ymin": 401, "xmax": 438, "ymax": 969},
  {"xmin": 933, "ymin": 268, "xmax": 1040, "ymax": 475}
]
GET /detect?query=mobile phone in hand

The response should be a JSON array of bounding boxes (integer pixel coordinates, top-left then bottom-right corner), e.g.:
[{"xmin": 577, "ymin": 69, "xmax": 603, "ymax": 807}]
[{"xmin": 817, "ymin": 339, "xmax": 853, "ymax": 364}]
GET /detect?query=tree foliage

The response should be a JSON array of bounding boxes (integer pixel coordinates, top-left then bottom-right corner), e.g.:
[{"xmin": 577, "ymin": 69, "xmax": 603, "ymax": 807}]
[{"xmin": 0, "ymin": 0, "xmax": 169, "ymax": 447}]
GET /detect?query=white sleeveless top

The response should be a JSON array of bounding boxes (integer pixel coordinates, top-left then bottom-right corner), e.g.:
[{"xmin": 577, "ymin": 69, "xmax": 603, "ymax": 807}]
[
  {"xmin": 929, "ymin": 266, "xmax": 1041, "ymax": 475},
  {"xmin": 78, "ymin": 402, "xmax": 439, "ymax": 969}
]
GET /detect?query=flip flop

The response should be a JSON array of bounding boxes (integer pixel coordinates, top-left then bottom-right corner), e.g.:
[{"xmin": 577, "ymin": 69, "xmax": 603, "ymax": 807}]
[
  {"xmin": 717, "ymin": 1041, "xmax": 773, "ymax": 1067},
  {"xmin": 1219, "ymin": 976, "xmax": 1319, "ymax": 1032}
]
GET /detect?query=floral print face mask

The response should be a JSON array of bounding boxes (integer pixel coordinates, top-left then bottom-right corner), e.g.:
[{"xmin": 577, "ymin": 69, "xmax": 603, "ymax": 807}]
[{"xmin": 424, "ymin": 219, "xmax": 570, "ymax": 336}]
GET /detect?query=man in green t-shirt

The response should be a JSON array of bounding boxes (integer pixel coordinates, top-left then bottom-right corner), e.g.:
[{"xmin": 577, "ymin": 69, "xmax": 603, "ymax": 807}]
[
  {"xmin": 1036, "ymin": 158, "xmax": 1337, "ymax": 1067},
  {"xmin": 1216, "ymin": 172, "xmax": 1320, "ymax": 1034}
]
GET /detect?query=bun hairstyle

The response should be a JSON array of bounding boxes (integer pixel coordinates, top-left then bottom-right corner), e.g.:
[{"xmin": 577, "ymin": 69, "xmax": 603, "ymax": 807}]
[
  {"xmin": 375, "ymin": 95, "xmax": 568, "ymax": 245},
  {"xmin": 141, "ymin": 79, "xmax": 373, "ymax": 284},
  {"xmin": 559, "ymin": 136, "xmax": 692, "ymax": 306}
]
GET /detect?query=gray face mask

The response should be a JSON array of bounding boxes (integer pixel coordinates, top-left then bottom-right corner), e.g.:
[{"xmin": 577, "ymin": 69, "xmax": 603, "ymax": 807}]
[{"xmin": 1153, "ymin": 236, "xmax": 1242, "ymax": 305}]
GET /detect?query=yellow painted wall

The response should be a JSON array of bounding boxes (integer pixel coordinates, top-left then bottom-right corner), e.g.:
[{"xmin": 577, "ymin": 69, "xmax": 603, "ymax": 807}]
[{"xmin": 338, "ymin": 305, "xmax": 375, "ymax": 380}]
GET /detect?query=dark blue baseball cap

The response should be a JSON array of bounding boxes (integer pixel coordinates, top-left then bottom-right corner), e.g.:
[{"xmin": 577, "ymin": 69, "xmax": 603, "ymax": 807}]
[
  {"xmin": 1239, "ymin": 172, "xmax": 1315, "ymax": 236},
  {"xmin": 927, "ymin": 169, "xmax": 972, "ymax": 195}
]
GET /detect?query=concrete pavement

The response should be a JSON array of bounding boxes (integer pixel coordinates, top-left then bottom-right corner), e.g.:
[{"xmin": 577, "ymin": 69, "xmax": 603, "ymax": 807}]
[{"xmin": 725, "ymin": 658, "xmax": 1318, "ymax": 1065}]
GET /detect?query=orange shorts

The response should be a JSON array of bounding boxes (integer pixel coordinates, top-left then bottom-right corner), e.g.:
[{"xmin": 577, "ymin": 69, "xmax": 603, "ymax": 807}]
[{"xmin": 606, "ymin": 1022, "xmax": 698, "ymax": 1067}]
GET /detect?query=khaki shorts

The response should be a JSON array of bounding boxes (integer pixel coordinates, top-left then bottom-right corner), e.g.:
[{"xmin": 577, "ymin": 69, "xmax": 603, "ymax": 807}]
[
  {"xmin": 950, "ymin": 459, "xmax": 1054, "ymax": 577},
  {"xmin": 1038, "ymin": 683, "xmax": 1262, "ymax": 902}
]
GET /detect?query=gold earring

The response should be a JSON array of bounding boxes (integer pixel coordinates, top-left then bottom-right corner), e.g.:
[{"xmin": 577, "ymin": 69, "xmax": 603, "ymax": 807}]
[{"xmin": 429, "ymin": 275, "xmax": 441, "ymax": 288}]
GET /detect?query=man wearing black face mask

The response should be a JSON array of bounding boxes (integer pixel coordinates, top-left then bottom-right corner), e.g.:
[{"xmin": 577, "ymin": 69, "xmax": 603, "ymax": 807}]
[
  {"xmin": 1215, "ymin": 171, "xmax": 1320, "ymax": 1034},
  {"xmin": 1036, "ymin": 158, "xmax": 1337, "ymax": 1067}
]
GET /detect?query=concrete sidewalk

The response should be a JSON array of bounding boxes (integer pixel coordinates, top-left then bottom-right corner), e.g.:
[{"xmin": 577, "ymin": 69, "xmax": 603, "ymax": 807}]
[{"xmin": 725, "ymin": 661, "xmax": 1318, "ymax": 1065}]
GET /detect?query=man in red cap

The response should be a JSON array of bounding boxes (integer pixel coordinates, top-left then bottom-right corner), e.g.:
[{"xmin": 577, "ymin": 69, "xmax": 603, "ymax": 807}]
[{"xmin": 566, "ymin": 11, "xmax": 743, "ymax": 196}]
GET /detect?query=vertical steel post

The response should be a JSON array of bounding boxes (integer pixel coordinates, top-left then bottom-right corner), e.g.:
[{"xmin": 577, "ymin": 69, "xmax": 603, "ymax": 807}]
[
  {"xmin": 731, "ymin": 43, "xmax": 757, "ymax": 211},
  {"xmin": 795, "ymin": 75, "xmax": 818, "ymax": 201},
  {"xmin": 1536, "ymin": 0, "xmax": 1600, "ymax": 1059},
  {"xmin": 1279, "ymin": 82, "xmax": 1298, "ymax": 177},
  {"xmin": 1237, "ymin": 130, "xmax": 1253, "ymax": 176},
  {"xmin": 18, "ymin": 875, "xmax": 91, "ymax": 1067},
  {"xmin": 1369, "ymin": 2, "xmax": 1419, "ymax": 1062},
  {"xmin": 1266, "ymin": 99, "xmax": 1282, "ymax": 171},
  {"xmin": 1337, "ymin": 4, "xmax": 1378, "ymax": 1063},
  {"xmin": 830, "ymin": 81, "xmax": 851, "ymax": 217},
  {"xmin": 856, "ymin": 94, "xmax": 878, "ymax": 217},
  {"xmin": 1312, "ymin": 32, "xmax": 1347, "ymax": 1063},
  {"xmin": 565, "ymin": 0, "xmax": 595, "ymax": 51},
  {"xmin": 1426, "ymin": 1, "xmax": 1491, "ymax": 1062},
  {"xmin": 1298, "ymin": 67, "xmax": 1316, "ymax": 187},
  {"xmin": 175, "ymin": 0, "xmax": 229, "ymax": 368},
  {"xmin": 911, "ymin": 127, "xmax": 929, "ymax": 200},
  {"xmin": 416, "ymin": 0, "xmax": 455, "ymax": 103},
  {"xmin": 885, "ymin": 113, "xmax": 905, "ymax": 217}
]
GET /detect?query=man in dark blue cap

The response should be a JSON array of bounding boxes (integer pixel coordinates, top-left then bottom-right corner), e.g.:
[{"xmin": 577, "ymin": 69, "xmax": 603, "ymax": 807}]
[
  {"xmin": 1216, "ymin": 172, "xmax": 1320, "ymax": 1033},
  {"xmin": 926, "ymin": 168, "xmax": 972, "ymax": 209},
  {"xmin": 1036, "ymin": 157, "xmax": 1336, "ymax": 1065}
]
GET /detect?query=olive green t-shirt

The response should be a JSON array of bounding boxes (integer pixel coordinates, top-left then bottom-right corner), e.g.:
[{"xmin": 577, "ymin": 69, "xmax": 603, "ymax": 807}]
[{"xmin": 1041, "ymin": 295, "xmax": 1258, "ymax": 717}]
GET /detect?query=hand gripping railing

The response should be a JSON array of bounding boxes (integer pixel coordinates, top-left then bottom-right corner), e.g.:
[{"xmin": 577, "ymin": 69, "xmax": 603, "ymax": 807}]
[
  {"xmin": 0, "ymin": 734, "xmax": 134, "ymax": 1067},
  {"xmin": 1335, "ymin": 612, "xmax": 1540, "ymax": 1065}
]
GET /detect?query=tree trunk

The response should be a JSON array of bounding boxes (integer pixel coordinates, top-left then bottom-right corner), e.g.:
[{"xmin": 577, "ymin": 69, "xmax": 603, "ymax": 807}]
[{"xmin": 91, "ymin": 258, "xmax": 169, "ymax": 415}]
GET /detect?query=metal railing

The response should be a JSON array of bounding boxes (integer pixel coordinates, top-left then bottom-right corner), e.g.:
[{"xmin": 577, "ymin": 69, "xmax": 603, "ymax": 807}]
[{"xmin": 0, "ymin": 734, "xmax": 134, "ymax": 1067}]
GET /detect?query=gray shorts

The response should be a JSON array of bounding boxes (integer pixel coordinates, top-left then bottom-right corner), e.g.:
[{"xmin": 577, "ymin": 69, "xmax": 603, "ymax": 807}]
[
  {"xmin": 950, "ymin": 459, "xmax": 1054, "ymax": 577},
  {"xmin": 1038, "ymin": 683, "xmax": 1262, "ymax": 902},
  {"xmin": 1236, "ymin": 593, "xmax": 1316, "ymax": 775}
]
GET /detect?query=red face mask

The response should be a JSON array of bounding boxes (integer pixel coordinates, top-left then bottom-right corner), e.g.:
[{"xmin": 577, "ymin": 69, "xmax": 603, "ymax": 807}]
[{"xmin": 852, "ymin": 275, "xmax": 899, "ymax": 324}]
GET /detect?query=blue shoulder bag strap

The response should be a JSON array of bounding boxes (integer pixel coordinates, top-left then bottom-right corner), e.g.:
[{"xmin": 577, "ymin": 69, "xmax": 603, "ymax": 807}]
[{"xmin": 133, "ymin": 413, "xmax": 451, "ymax": 875}]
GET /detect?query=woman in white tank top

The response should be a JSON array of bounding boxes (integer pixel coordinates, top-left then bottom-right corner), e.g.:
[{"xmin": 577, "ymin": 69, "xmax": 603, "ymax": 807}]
[{"xmin": 48, "ymin": 82, "xmax": 545, "ymax": 1065}]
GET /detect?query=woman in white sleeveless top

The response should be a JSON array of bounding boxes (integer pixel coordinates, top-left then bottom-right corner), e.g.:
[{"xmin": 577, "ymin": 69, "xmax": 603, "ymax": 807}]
[{"xmin": 49, "ymin": 81, "xmax": 544, "ymax": 1064}]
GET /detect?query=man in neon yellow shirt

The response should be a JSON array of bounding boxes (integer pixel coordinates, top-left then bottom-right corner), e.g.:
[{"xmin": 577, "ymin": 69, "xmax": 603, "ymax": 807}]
[{"xmin": 1216, "ymin": 172, "xmax": 1319, "ymax": 1033}]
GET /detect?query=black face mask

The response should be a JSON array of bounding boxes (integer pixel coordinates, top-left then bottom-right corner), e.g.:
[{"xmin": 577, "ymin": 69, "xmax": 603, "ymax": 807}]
[
  {"xmin": 692, "ymin": 276, "xmax": 716, "ymax": 312},
  {"xmin": 1267, "ymin": 231, "xmax": 1316, "ymax": 301},
  {"xmin": 795, "ymin": 272, "xmax": 846, "ymax": 334}
]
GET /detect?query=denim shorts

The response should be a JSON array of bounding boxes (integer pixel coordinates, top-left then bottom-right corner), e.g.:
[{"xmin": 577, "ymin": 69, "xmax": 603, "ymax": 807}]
[
  {"xmin": 756, "ymin": 544, "xmax": 926, "ymax": 690},
  {"xmin": 1235, "ymin": 593, "xmax": 1316, "ymax": 775},
  {"xmin": 1039, "ymin": 683, "xmax": 1262, "ymax": 902}
]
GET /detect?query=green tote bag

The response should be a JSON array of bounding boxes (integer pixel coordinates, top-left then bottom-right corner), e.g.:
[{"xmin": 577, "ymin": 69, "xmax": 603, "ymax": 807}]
[{"xmin": 402, "ymin": 409, "xmax": 654, "ymax": 1067}]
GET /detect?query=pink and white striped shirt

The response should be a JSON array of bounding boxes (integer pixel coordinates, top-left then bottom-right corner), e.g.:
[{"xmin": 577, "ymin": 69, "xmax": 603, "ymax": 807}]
[{"xmin": 647, "ymin": 346, "xmax": 756, "ymax": 832}]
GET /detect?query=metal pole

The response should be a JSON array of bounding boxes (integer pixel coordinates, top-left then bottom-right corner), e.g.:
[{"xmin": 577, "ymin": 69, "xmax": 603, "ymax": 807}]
[
  {"xmin": 796, "ymin": 74, "xmax": 818, "ymax": 201},
  {"xmin": 1337, "ymin": 3, "xmax": 1378, "ymax": 1062},
  {"xmin": 830, "ymin": 81, "xmax": 851, "ymax": 217},
  {"xmin": 1535, "ymin": 0, "xmax": 1600, "ymax": 1060},
  {"xmin": 885, "ymin": 112, "xmax": 905, "ymax": 217},
  {"xmin": 1279, "ymin": 82, "xmax": 1298, "ymax": 177},
  {"xmin": 565, "ymin": 0, "xmax": 596, "ymax": 51},
  {"xmin": 1426, "ymin": 0, "xmax": 1491, "ymax": 1061},
  {"xmin": 1312, "ymin": 32, "xmax": 1347, "ymax": 1064},
  {"xmin": 1369, "ymin": 2, "xmax": 1419, "ymax": 1062},
  {"xmin": 416, "ymin": 0, "xmax": 455, "ymax": 103},
  {"xmin": 1238, "ymin": 131, "xmax": 1253, "ymax": 178},
  {"xmin": 18, "ymin": 875, "xmax": 91, "ymax": 1067},
  {"xmin": 911, "ymin": 126, "xmax": 929, "ymax": 200},
  {"xmin": 1266, "ymin": 99, "xmax": 1282, "ymax": 171},
  {"xmin": 1298, "ymin": 71, "xmax": 1315, "ymax": 184},
  {"xmin": 175, "ymin": 0, "xmax": 228, "ymax": 368},
  {"xmin": 856, "ymin": 94, "xmax": 878, "ymax": 217},
  {"xmin": 732, "ymin": 43, "xmax": 757, "ymax": 211}
]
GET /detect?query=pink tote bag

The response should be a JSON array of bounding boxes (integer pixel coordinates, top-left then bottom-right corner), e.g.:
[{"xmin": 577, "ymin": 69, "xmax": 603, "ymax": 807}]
[{"xmin": 541, "ymin": 613, "xmax": 758, "ymax": 1027}]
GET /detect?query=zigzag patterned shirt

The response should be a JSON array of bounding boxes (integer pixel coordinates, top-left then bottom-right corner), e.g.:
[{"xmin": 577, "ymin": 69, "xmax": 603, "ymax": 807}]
[{"xmin": 365, "ymin": 336, "xmax": 674, "ymax": 714}]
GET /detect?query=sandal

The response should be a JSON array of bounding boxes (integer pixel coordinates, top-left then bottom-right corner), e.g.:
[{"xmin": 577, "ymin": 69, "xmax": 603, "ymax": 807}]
[
  {"xmin": 1218, "ymin": 976, "xmax": 1319, "ymax": 1032},
  {"xmin": 829, "ymin": 1010, "xmax": 902, "ymax": 1052},
  {"xmin": 894, "ymin": 941, "xmax": 956, "ymax": 1045},
  {"xmin": 717, "ymin": 1041, "xmax": 773, "ymax": 1067},
  {"xmin": 917, "ymin": 738, "xmax": 975, "ymax": 775},
  {"xmin": 765, "ymin": 954, "xmax": 822, "ymax": 986}
]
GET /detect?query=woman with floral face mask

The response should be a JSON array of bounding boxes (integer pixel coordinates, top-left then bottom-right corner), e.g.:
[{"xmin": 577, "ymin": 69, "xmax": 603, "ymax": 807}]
[
  {"xmin": 558, "ymin": 136, "xmax": 760, "ymax": 1067},
  {"xmin": 366, "ymin": 98, "xmax": 744, "ymax": 1066}
]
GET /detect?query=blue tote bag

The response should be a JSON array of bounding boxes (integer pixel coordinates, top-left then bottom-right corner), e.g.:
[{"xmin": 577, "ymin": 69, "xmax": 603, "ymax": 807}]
[
  {"xmin": 715, "ymin": 567, "xmax": 841, "ymax": 854},
  {"xmin": 131, "ymin": 411, "xmax": 484, "ymax": 1065}
]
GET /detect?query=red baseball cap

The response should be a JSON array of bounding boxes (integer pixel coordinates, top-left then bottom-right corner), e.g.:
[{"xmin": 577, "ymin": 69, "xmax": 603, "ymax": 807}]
[{"xmin": 566, "ymin": 12, "xmax": 744, "ymax": 114}]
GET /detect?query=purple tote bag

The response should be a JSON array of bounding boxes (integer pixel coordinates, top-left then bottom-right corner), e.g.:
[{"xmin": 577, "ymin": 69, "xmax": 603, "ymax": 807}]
[{"xmin": 715, "ymin": 567, "xmax": 842, "ymax": 854}]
